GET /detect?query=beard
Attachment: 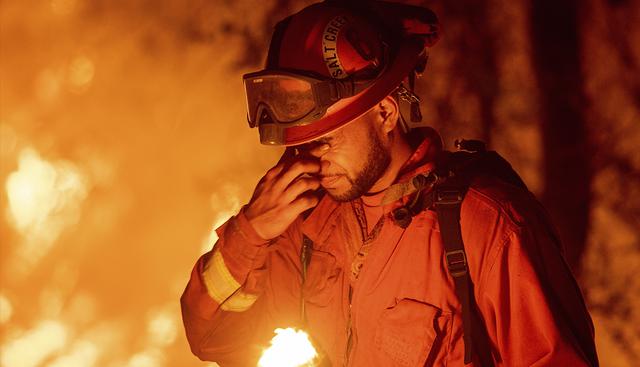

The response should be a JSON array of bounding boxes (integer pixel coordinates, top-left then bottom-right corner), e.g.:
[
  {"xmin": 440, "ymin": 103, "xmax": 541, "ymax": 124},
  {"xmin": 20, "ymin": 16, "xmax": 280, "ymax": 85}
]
[{"xmin": 328, "ymin": 129, "xmax": 391, "ymax": 202}]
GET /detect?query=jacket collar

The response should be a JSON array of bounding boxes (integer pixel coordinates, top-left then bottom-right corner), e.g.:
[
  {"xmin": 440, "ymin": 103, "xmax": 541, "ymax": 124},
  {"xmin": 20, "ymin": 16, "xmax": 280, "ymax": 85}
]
[
  {"xmin": 364, "ymin": 128, "xmax": 443, "ymax": 211},
  {"xmin": 301, "ymin": 128, "xmax": 443, "ymax": 244}
]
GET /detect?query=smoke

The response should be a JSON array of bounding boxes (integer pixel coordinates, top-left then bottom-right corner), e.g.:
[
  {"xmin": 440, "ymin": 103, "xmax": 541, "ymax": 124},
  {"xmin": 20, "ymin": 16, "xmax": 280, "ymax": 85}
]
[{"xmin": 0, "ymin": 0, "xmax": 285, "ymax": 365}]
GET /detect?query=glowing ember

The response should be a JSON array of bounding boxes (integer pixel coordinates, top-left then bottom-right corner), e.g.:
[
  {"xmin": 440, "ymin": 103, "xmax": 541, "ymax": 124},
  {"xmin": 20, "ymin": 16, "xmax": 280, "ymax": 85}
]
[{"xmin": 258, "ymin": 328, "xmax": 318, "ymax": 367}]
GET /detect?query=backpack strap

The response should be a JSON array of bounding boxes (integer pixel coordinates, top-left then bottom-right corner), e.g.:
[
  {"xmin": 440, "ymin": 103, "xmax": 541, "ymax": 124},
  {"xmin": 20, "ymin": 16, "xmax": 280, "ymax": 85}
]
[
  {"xmin": 387, "ymin": 140, "xmax": 525, "ymax": 364},
  {"xmin": 432, "ymin": 140, "xmax": 526, "ymax": 365},
  {"xmin": 433, "ymin": 177, "xmax": 475, "ymax": 363},
  {"xmin": 390, "ymin": 155, "xmax": 478, "ymax": 364}
]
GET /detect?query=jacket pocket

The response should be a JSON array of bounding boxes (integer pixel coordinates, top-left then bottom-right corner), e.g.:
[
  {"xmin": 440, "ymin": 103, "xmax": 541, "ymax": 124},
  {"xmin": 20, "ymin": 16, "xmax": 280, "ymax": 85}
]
[
  {"xmin": 303, "ymin": 249, "xmax": 341, "ymax": 307},
  {"xmin": 374, "ymin": 298, "xmax": 451, "ymax": 367}
]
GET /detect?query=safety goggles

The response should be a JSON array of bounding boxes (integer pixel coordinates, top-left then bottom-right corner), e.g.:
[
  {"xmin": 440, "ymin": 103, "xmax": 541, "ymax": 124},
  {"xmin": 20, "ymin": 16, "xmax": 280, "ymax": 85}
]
[{"xmin": 242, "ymin": 70, "xmax": 376, "ymax": 128}]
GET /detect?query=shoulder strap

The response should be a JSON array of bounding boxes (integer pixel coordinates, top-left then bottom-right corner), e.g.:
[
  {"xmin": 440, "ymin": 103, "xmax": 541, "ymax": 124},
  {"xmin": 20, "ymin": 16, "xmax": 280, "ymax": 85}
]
[
  {"xmin": 431, "ymin": 139, "xmax": 523, "ymax": 365},
  {"xmin": 433, "ymin": 176, "xmax": 475, "ymax": 364}
]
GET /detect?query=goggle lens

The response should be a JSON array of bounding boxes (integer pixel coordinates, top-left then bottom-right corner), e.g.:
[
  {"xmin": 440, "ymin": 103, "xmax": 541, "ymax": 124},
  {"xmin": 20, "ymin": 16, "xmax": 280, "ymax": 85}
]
[{"xmin": 244, "ymin": 75, "xmax": 316, "ymax": 126}]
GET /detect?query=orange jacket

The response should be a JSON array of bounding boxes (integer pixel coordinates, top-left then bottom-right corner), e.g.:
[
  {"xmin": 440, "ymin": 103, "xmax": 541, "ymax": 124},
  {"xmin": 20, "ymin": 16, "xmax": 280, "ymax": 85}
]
[{"xmin": 181, "ymin": 137, "xmax": 598, "ymax": 367}]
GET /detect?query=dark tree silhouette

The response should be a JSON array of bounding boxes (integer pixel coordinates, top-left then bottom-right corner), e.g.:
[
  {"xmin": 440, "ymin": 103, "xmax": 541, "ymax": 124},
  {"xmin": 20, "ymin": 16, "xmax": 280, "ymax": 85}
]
[
  {"xmin": 530, "ymin": 0, "xmax": 592, "ymax": 275},
  {"xmin": 440, "ymin": 0, "xmax": 499, "ymax": 145}
]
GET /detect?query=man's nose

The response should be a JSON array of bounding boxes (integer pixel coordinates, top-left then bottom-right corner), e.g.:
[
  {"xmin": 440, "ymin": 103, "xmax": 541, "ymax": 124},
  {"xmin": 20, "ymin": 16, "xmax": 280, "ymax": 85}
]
[{"xmin": 319, "ymin": 159, "xmax": 331, "ymax": 173}]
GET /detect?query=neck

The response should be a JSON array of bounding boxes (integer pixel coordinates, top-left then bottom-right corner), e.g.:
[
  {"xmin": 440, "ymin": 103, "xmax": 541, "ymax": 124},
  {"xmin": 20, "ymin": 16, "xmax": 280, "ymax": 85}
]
[{"xmin": 367, "ymin": 131, "xmax": 413, "ymax": 195}]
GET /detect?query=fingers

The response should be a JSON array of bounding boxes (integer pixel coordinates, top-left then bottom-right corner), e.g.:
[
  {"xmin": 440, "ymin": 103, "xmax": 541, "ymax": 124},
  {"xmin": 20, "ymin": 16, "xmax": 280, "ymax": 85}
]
[
  {"xmin": 263, "ymin": 147, "xmax": 298, "ymax": 182},
  {"xmin": 282, "ymin": 176, "xmax": 320, "ymax": 203},
  {"xmin": 245, "ymin": 149, "xmax": 322, "ymax": 239},
  {"xmin": 264, "ymin": 164, "xmax": 285, "ymax": 182},
  {"xmin": 275, "ymin": 160, "xmax": 321, "ymax": 190},
  {"xmin": 289, "ymin": 192, "xmax": 320, "ymax": 213}
]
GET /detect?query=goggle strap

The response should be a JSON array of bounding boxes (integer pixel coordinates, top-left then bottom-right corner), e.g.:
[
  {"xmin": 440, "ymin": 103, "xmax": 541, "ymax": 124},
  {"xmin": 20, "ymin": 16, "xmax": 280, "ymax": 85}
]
[
  {"xmin": 314, "ymin": 82, "xmax": 340, "ymax": 106},
  {"xmin": 335, "ymin": 79, "xmax": 372, "ymax": 98},
  {"xmin": 335, "ymin": 80, "xmax": 355, "ymax": 100}
]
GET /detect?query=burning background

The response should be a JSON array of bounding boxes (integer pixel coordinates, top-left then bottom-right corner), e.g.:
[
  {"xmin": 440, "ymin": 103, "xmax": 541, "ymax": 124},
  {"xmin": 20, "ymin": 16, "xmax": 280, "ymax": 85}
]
[{"xmin": 0, "ymin": 0, "xmax": 638, "ymax": 366}]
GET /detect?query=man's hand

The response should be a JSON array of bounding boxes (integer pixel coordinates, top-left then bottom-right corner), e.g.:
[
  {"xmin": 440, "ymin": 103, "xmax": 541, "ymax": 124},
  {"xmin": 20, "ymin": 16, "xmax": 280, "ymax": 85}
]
[{"xmin": 245, "ymin": 148, "xmax": 321, "ymax": 240}]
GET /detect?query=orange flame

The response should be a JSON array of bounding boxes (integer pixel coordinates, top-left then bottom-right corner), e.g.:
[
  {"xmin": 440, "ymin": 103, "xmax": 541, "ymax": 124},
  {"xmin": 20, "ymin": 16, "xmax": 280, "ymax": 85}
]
[{"xmin": 258, "ymin": 328, "xmax": 318, "ymax": 367}]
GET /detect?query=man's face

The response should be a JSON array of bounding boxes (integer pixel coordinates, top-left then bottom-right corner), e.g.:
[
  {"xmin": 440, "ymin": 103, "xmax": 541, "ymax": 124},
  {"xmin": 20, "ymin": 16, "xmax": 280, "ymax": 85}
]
[{"xmin": 297, "ymin": 109, "xmax": 391, "ymax": 202}]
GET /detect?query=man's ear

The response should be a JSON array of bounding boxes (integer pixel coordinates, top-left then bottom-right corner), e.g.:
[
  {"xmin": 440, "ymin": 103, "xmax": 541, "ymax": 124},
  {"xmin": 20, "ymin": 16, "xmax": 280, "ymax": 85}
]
[{"xmin": 376, "ymin": 95, "xmax": 400, "ymax": 135}]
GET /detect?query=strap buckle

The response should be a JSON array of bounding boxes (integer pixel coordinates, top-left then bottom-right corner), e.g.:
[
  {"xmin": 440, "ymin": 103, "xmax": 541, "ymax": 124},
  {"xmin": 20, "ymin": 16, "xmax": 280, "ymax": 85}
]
[
  {"xmin": 435, "ymin": 189, "xmax": 464, "ymax": 205},
  {"xmin": 445, "ymin": 249, "xmax": 468, "ymax": 277},
  {"xmin": 396, "ymin": 84, "xmax": 421, "ymax": 104}
]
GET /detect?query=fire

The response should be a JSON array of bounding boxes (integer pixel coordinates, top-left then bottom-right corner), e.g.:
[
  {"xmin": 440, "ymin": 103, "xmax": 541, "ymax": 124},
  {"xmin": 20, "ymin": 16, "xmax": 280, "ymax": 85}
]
[
  {"xmin": 0, "ymin": 294, "xmax": 12, "ymax": 324},
  {"xmin": 201, "ymin": 186, "xmax": 242, "ymax": 254},
  {"xmin": 5, "ymin": 147, "xmax": 89, "ymax": 273},
  {"xmin": 258, "ymin": 328, "xmax": 318, "ymax": 367},
  {"xmin": 0, "ymin": 320, "xmax": 68, "ymax": 367}
]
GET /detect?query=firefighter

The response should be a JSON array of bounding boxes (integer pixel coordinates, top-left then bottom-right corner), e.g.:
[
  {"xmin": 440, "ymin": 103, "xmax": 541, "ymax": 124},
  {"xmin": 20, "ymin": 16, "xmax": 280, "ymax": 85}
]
[{"xmin": 181, "ymin": 1, "xmax": 599, "ymax": 366}]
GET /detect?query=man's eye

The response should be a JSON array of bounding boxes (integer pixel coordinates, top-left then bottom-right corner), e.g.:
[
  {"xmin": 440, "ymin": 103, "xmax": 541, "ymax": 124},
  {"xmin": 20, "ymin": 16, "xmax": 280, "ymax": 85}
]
[
  {"xmin": 304, "ymin": 142, "xmax": 328, "ymax": 151},
  {"xmin": 295, "ymin": 142, "xmax": 330, "ymax": 157},
  {"xmin": 311, "ymin": 142, "xmax": 331, "ymax": 152}
]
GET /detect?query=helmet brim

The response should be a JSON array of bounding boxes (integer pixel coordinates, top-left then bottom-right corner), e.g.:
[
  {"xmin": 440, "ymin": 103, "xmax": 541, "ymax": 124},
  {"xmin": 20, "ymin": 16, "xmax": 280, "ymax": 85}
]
[{"xmin": 279, "ymin": 38, "xmax": 425, "ymax": 146}]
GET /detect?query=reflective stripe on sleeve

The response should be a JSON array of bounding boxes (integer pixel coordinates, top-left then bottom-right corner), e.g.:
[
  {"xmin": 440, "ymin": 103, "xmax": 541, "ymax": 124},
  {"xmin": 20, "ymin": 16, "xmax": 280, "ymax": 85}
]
[
  {"xmin": 219, "ymin": 290, "xmax": 259, "ymax": 312},
  {"xmin": 202, "ymin": 250, "xmax": 258, "ymax": 312}
]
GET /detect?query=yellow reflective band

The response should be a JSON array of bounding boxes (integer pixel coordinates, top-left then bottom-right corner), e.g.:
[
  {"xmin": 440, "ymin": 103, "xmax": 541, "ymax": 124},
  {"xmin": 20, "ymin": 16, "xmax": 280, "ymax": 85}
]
[
  {"xmin": 219, "ymin": 290, "xmax": 259, "ymax": 312},
  {"xmin": 202, "ymin": 250, "xmax": 241, "ymax": 304},
  {"xmin": 202, "ymin": 250, "xmax": 259, "ymax": 312}
]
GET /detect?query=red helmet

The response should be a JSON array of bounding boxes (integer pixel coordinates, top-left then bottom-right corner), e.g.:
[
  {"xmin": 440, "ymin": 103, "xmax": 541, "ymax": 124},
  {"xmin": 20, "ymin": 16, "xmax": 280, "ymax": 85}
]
[{"xmin": 243, "ymin": 0, "xmax": 440, "ymax": 146}]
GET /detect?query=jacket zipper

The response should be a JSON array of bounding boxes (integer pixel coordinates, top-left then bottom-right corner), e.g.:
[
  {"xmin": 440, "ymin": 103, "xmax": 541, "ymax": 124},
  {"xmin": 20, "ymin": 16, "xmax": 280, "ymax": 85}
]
[
  {"xmin": 344, "ymin": 285, "xmax": 354, "ymax": 366},
  {"xmin": 344, "ymin": 201, "xmax": 386, "ymax": 366}
]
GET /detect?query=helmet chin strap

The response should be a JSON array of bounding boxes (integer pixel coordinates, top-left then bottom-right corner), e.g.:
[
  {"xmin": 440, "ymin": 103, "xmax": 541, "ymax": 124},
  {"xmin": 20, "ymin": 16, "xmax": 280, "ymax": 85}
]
[
  {"xmin": 397, "ymin": 49, "xmax": 430, "ymax": 133},
  {"xmin": 408, "ymin": 71, "xmax": 423, "ymax": 123},
  {"xmin": 396, "ymin": 75, "xmax": 428, "ymax": 133}
]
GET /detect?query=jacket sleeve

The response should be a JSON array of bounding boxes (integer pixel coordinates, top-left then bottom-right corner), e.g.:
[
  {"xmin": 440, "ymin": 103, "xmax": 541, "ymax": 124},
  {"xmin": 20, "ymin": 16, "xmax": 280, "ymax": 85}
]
[
  {"xmin": 473, "ymin": 197, "xmax": 599, "ymax": 367},
  {"xmin": 180, "ymin": 208, "xmax": 302, "ymax": 366}
]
